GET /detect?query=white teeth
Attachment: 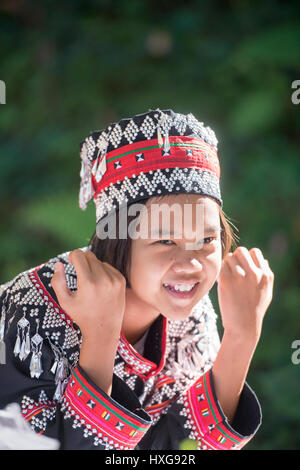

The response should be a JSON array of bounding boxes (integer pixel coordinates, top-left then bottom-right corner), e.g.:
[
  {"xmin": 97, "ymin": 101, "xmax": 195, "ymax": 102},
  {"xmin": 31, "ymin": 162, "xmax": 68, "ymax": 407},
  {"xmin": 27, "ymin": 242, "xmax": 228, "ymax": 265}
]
[
  {"xmin": 174, "ymin": 284, "xmax": 195, "ymax": 292},
  {"xmin": 163, "ymin": 283, "xmax": 196, "ymax": 292}
]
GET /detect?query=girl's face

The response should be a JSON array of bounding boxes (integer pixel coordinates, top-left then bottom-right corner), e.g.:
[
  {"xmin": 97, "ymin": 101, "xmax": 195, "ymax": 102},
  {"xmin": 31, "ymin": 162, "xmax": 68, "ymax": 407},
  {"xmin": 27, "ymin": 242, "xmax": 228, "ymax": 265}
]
[{"xmin": 127, "ymin": 194, "xmax": 222, "ymax": 322}]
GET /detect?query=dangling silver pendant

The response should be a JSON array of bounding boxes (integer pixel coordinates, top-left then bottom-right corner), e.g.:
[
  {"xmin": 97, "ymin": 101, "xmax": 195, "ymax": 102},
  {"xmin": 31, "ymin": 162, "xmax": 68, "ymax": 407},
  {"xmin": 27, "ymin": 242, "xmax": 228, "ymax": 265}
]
[
  {"xmin": 50, "ymin": 359, "xmax": 59, "ymax": 375},
  {"xmin": 30, "ymin": 319, "xmax": 43, "ymax": 379},
  {"xmin": 0, "ymin": 341, "xmax": 6, "ymax": 365},
  {"xmin": 19, "ymin": 337, "xmax": 27, "ymax": 361},
  {"xmin": 0, "ymin": 306, "xmax": 5, "ymax": 342},
  {"xmin": 54, "ymin": 378, "xmax": 69, "ymax": 403},
  {"xmin": 30, "ymin": 351, "xmax": 43, "ymax": 378},
  {"xmin": 53, "ymin": 380, "xmax": 63, "ymax": 402},
  {"xmin": 25, "ymin": 331, "xmax": 31, "ymax": 356},
  {"xmin": 15, "ymin": 313, "xmax": 30, "ymax": 361},
  {"xmin": 55, "ymin": 357, "xmax": 69, "ymax": 384},
  {"xmin": 13, "ymin": 334, "xmax": 21, "ymax": 356},
  {"xmin": 0, "ymin": 297, "xmax": 7, "ymax": 364},
  {"xmin": 46, "ymin": 334, "xmax": 62, "ymax": 376},
  {"xmin": 53, "ymin": 357, "xmax": 70, "ymax": 402},
  {"xmin": 157, "ymin": 127, "xmax": 164, "ymax": 147},
  {"xmin": 95, "ymin": 154, "xmax": 107, "ymax": 183},
  {"xmin": 164, "ymin": 133, "xmax": 170, "ymax": 153}
]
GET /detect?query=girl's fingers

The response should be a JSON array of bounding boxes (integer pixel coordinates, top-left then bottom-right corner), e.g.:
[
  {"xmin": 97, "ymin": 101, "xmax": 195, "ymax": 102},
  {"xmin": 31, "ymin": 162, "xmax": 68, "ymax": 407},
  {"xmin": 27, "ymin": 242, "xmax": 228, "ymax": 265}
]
[
  {"xmin": 220, "ymin": 254, "xmax": 233, "ymax": 277},
  {"xmin": 68, "ymin": 249, "xmax": 93, "ymax": 282},
  {"xmin": 86, "ymin": 251, "xmax": 125, "ymax": 284},
  {"xmin": 225, "ymin": 252, "xmax": 246, "ymax": 277},
  {"xmin": 85, "ymin": 251, "xmax": 115, "ymax": 283},
  {"xmin": 51, "ymin": 262, "xmax": 73, "ymax": 304},
  {"xmin": 249, "ymin": 248, "xmax": 269, "ymax": 272},
  {"xmin": 233, "ymin": 247, "xmax": 261, "ymax": 277}
]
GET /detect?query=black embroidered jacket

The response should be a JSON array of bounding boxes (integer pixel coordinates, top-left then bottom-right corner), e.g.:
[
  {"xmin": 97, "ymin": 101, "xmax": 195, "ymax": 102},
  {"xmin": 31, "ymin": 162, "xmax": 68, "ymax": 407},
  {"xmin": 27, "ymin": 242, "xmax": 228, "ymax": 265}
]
[{"xmin": 0, "ymin": 247, "xmax": 262, "ymax": 450}]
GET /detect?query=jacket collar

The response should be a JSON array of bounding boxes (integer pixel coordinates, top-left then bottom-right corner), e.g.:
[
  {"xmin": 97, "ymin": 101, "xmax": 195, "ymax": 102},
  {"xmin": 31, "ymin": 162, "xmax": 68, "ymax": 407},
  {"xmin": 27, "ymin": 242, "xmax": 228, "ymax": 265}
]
[{"xmin": 118, "ymin": 315, "xmax": 168, "ymax": 380}]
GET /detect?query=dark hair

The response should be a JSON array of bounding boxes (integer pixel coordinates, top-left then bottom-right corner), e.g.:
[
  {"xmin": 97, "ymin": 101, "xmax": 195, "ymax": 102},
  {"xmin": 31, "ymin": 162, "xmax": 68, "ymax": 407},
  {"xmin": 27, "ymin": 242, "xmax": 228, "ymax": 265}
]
[{"xmin": 89, "ymin": 197, "xmax": 239, "ymax": 288}]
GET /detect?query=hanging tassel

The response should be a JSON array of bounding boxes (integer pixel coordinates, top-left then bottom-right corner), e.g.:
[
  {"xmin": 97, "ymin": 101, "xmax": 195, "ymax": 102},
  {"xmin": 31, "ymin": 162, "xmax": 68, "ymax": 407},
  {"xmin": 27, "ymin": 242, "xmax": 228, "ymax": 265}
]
[
  {"xmin": 0, "ymin": 341, "xmax": 5, "ymax": 365},
  {"xmin": 13, "ymin": 331, "xmax": 21, "ymax": 356},
  {"xmin": 30, "ymin": 319, "xmax": 43, "ymax": 379},
  {"xmin": 24, "ymin": 330, "xmax": 31, "ymax": 356},
  {"xmin": 46, "ymin": 333, "xmax": 64, "ymax": 377},
  {"xmin": 157, "ymin": 126, "xmax": 164, "ymax": 147},
  {"xmin": 95, "ymin": 151, "xmax": 107, "ymax": 183},
  {"xmin": 30, "ymin": 351, "xmax": 43, "ymax": 379},
  {"xmin": 79, "ymin": 142, "xmax": 95, "ymax": 210},
  {"xmin": 14, "ymin": 313, "xmax": 30, "ymax": 360},
  {"xmin": 19, "ymin": 328, "xmax": 31, "ymax": 361},
  {"xmin": 164, "ymin": 129, "xmax": 170, "ymax": 153},
  {"xmin": 19, "ymin": 333, "xmax": 27, "ymax": 361},
  {"xmin": 94, "ymin": 130, "xmax": 110, "ymax": 183},
  {"xmin": 0, "ymin": 307, "xmax": 6, "ymax": 364},
  {"xmin": 0, "ymin": 296, "xmax": 8, "ymax": 364},
  {"xmin": 53, "ymin": 380, "xmax": 63, "ymax": 402},
  {"xmin": 155, "ymin": 109, "xmax": 170, "ymax": 152},
  {"xmin": 55, "ymin": 357, "xmax": 69, "ymax": 384},
  {"xmin": 50, "ymin": 359, "xmax": 59, "ymax": 375},
  {"xmin": 53, "ymin": 378, "xmax": 69, "ymax": 403},
  {"xmin": 53, "ymin": 359, "xmax": 70, "ymax": 402},
  {"xmin": 0, "ymin": 307, "xmax": 5, "ymax": 341}
]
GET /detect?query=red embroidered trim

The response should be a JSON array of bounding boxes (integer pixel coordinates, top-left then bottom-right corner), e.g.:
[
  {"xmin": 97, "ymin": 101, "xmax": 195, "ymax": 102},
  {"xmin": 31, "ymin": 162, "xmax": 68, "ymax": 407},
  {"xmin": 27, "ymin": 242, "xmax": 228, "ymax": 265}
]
[
  {"xmin": 92, "ymin": 136, "xmax": 220, "ymax": 197},
  {"xmin": 21, "ymin": 400, "xmax": 56, "ymax": 422},
  {"xmin": 182, "ymin": 369, "xmax": 250, "ymax": 450},
  {"xmin": 29, "ymin": 268, "xmax": 74, "ymax": 329},
  {"xmin": 118, "ymin": 316, "xmax": 167, "ymax": 379},
  {"xmin": 64, "ymin": 367, "xmax": 151, "ymax": 449},
  {"xmin": 144, "ymin": 398, "xmax": 174, "ymax": 418}
]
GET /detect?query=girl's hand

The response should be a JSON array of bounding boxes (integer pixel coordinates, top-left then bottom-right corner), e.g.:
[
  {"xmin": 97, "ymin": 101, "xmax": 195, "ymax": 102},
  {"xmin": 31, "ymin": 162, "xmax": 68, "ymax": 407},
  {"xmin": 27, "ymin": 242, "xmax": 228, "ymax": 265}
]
[
  {"xmin": 217, "ymin": 246, "xmax": 274, "ymax": 342},
  {"xmin": 50, "ymin": 249, "xmax": 127, "ymax": 340}
]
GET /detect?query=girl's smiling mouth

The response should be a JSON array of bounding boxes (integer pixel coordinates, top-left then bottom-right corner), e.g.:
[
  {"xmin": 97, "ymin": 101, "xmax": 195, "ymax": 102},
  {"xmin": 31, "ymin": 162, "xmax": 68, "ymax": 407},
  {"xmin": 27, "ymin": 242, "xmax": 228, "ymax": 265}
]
[{"xmin": 162, "ymin": 282, "xmax": 200, "ymax": 299}]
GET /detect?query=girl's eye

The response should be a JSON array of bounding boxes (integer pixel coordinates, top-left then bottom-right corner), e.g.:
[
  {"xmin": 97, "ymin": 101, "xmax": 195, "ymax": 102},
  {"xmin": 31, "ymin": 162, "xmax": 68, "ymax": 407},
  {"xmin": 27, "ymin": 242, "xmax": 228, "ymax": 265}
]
[
  {"xmin": 158, "ymin": 240, "xmax": 175, "ymax": 245},
  {"xmin": 203, "ymin": 237, "xmax": 216, "ymax": 244},
  {"xmin": 157, "ymin": 237, "xmax": 216, "ymax": 246}
]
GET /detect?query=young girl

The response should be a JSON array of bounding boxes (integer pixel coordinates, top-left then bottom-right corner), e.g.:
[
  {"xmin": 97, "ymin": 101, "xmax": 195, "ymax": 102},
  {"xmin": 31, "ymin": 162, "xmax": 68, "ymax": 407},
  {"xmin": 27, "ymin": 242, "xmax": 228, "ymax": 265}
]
[{"xmin": 0, "ymin": 109, "xmax": 274, "ymax": 450}]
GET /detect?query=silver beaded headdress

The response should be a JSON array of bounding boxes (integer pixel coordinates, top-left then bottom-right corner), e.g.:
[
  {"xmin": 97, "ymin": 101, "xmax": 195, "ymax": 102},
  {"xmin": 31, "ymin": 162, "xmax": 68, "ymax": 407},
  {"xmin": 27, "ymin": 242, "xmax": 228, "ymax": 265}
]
[{"xmin": 78, "ymin": 108, "xmax": 222, "ymax": 225}]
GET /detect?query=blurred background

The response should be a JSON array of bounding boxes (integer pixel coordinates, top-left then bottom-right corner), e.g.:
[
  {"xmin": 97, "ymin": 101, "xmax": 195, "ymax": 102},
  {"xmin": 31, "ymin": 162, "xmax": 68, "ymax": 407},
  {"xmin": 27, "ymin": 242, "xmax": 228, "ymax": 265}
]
[{"xmin": 0, "ymin": 0, "xmax": 299, "ymax": 450}]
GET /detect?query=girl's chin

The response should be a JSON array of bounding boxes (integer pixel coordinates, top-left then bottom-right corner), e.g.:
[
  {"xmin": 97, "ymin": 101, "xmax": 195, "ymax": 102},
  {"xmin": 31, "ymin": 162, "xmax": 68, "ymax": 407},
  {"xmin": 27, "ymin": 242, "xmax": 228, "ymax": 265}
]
[{"xmin": 161, "ymin": 309, "xmax": 195, "ymax": 322}]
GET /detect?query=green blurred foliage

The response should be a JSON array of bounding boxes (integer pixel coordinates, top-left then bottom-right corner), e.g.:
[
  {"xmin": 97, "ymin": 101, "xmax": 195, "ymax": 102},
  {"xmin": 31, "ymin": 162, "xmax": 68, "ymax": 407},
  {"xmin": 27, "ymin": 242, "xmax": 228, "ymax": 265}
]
[
  {"xmin": 0, "ymin": 0, "xmax": 299, "ymax": 450},
  {"xmin": 179, "ymin": 438, "xmax": 198, "ymax": 450}
]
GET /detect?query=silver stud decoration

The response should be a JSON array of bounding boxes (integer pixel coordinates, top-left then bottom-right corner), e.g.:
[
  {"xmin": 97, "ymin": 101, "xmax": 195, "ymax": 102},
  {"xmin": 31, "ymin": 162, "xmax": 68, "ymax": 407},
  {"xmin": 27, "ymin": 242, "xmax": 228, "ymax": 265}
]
[
  {"xmin": 140, "ymin": 115, "xmax": 156, "ymax": 140},
  {"xmin": 95, "ymin": 167, "xmax": 222, "ymax": 223},
  {"xmin": 173, "ymin": 112, "xmax": 188, "ymax": 135},
  {"xmin": 109, "ymin": 123, "xmax": 122, "ymax": 149},
  {"xmin": 124, "ymin": 119, "xmax": 139, "ymax": 144}
]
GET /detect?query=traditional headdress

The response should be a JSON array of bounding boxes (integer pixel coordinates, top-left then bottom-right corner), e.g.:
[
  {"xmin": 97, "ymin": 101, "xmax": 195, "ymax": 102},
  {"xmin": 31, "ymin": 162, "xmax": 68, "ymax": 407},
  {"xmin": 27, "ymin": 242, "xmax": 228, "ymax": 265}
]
[{"xmin": 78, "ymin": 109, "xmax": 222, "ymax": 225}]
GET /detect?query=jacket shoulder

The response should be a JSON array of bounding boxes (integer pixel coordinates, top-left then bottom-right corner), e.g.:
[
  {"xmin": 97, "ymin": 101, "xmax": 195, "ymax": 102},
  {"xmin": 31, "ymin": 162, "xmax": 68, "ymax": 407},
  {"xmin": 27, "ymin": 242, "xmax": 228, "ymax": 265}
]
[
  {"xmin": 0, "ymin": 247, "xmax": 89, "ymax": 355},
  {"xmin": 1, "ymin": 246, "xmax": 90, "ymax": 301}
]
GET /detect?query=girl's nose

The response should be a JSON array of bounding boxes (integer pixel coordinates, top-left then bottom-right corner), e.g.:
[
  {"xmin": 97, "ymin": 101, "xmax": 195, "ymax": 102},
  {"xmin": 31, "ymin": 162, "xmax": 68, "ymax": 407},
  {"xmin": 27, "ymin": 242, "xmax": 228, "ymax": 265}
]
[{"xmin": 172, "ymin": 256, "xmax": 203, "ymax": 273}]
